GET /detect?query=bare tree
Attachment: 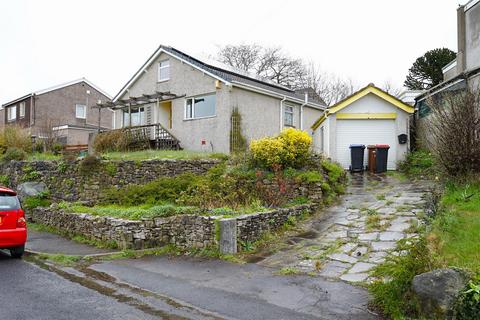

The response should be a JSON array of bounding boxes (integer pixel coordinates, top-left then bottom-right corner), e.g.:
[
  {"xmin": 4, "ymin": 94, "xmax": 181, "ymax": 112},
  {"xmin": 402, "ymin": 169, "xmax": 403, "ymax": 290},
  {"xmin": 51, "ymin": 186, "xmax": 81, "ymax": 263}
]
[
  {"xmin": 300, "ymin": 63, "xmax": 357, "ymax": 105},
  {"xmin": 217, "ymin": 44, "xmax": 357, "ymax": 105},
  {"xmin": 381, "ymin": 80, "xmax": 403, "ymax": 98},
  {"xmin": 425, "ymin": 88, "xmax": 480, "ymax": 177},
  {"xmin": 217, "ymin": 44, "xmax": 307, "ymax": 88}
]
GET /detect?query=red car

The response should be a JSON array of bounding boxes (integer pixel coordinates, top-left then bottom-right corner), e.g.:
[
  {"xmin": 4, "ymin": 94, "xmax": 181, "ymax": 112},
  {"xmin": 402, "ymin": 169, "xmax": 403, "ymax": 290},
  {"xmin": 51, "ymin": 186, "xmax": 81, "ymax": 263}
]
[{"xmin": 0, "ymin": 187, "xmax": 27, "ymax": 258}]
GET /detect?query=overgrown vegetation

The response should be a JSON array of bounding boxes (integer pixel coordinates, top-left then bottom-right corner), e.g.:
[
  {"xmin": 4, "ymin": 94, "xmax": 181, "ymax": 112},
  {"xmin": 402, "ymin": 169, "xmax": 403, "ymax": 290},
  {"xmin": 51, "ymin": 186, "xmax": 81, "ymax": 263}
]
[
  {"xmin": 23, "ymin": 192, "xmax": 51, "ymax": 209},
  {"xmin": 424, "ymin": 89, "xmax": 480, "ymax": 178},
  {"xmin": 371, "ymin": 157, "xmax": 480, "ymax": 318},
  {"xmin": 398, "ymin": 150, "xmax": 435, "ymax": 178},
  {"xmin": 370, "ymin": 238, "xmax": 435, "ymax": 318},
  {"xmin": 0, "ymin": 125, "xmax": 32, "ymax": 156}
]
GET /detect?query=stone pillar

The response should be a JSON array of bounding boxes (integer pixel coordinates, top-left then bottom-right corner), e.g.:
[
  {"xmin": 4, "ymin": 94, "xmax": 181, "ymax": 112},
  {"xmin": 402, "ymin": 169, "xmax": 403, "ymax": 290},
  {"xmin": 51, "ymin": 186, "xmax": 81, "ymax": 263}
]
[
  {"xmin": 219, "ymin": 218, "xmax": 237, "ymax": 254},
  {"xmin": 88, "ymin": 132, "xmax": 97, "ymax": 155}
]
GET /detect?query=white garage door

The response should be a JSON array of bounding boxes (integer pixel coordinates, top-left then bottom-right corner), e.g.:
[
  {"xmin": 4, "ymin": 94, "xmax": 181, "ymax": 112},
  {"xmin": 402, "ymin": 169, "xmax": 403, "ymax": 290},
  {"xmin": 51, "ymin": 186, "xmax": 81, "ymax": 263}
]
[{"xmin": 336, "ymin": 119, "xmax": 397, "ymax": 170}]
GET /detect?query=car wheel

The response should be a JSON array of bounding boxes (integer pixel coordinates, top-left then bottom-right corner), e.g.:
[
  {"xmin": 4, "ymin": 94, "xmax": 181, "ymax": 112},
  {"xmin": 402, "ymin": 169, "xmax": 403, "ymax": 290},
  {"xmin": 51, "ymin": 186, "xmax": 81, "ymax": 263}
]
[{"xmin": 10, "ymin": 245, "xmax": 25, "ymax": 258}]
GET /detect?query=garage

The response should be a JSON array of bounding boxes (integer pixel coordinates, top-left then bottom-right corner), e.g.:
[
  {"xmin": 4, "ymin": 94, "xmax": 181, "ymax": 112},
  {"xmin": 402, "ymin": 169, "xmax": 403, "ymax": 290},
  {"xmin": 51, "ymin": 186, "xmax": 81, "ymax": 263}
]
[
  {"xmin": 311, "ymin": 84, "xmax": 415, "ymax": 170},
  {"xmin": 336, "ymin": 119, "xmax": 397, "ymax": 170}
]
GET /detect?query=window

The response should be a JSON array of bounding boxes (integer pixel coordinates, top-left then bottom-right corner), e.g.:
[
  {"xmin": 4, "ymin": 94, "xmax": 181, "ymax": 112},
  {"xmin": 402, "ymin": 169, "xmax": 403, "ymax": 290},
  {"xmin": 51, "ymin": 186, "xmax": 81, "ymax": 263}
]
[
  {"xmin": 7, "ymin": 106, "xmax": 16, "ymax": 121},
  {"xmin": 284, "ymin": 105, "xmax": 294, "ymax": 127},
  {"xmin": 123, "ymin": 107, "xmax": 145, "ymax": 127},
  {"xmin": 0, "ymin": 192, "xmax": 20, "ymax": 210},
  {"xmin": 76, "ymin": 104, "xmax": 86, "ymax": 119},
  {"xmin": 184, "ymin": 94, "xmax": 216, "ymax": 119},
  {"xmin": 158, "ymin": 60, "xmax": 170, "ymax": 81},
  {"xmin": 19, "ymin": 102, "xmax": 25, "ymax": 118}
]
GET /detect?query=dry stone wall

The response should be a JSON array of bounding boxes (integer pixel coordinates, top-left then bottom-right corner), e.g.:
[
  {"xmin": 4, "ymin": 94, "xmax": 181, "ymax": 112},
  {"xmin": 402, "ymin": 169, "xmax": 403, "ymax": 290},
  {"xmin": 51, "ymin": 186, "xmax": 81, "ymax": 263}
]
[
  {"xmin": 29, "ymin": 207, "xmax": 217, "ymax": 250},
  {"xmin": 0, "ymin": 159, "xmax": 219, "ymax": 202}
]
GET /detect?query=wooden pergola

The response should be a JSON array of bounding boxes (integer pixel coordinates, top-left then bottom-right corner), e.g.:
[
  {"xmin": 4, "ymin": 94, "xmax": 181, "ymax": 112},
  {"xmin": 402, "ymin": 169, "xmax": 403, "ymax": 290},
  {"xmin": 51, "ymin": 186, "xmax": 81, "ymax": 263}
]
[{"xmin": 93, "ymin": 91, "xmax": 185, "ymax": 129}]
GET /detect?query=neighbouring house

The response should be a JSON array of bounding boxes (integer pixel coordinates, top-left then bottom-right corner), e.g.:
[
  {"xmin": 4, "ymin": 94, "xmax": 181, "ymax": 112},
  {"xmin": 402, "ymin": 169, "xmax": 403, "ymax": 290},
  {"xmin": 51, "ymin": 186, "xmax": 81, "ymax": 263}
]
[
  {"xmin": 311, "ymin": 84, "xmax": 414, "ymax": 170},
  {"xmin": 1, "ymin": 78, "xmax": 113, "ymax": 147},
  {"xmin": 105, "ymin": 45, "xmax": 326, "ymax": 153},
  {"xmin": 414, "ymin": 0, "xmax": 480, "ymax": 148}
]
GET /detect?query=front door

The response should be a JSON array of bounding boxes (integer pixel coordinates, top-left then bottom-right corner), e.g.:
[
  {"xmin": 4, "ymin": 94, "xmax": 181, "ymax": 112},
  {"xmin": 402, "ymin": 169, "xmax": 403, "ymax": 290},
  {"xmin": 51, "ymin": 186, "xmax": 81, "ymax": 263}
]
[{"xmin": 159, "ymin": 101, "xmax": 172, "ymax": 129}]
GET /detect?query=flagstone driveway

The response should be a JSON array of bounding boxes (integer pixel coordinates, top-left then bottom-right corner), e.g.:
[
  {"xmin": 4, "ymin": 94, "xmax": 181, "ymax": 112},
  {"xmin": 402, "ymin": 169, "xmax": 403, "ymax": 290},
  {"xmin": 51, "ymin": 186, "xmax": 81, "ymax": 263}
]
[{"xmin": 258, "ymin": 173, "xmax": 431, "ymax": 283}]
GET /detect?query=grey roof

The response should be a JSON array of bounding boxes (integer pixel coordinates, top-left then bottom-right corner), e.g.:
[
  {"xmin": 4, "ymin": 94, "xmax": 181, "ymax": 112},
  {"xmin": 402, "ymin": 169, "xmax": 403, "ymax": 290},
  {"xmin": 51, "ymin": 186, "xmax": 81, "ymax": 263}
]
[{"xmin": 114, "ymin": 45, "xmax": 326, "ymax": 107}]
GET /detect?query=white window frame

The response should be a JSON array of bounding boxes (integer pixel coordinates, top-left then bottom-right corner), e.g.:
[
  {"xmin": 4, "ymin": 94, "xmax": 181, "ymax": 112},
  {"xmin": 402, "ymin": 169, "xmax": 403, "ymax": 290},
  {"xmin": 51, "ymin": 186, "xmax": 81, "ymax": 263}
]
[
  {"xmin": 19, "ymin": 102, "xmax": 25, "ymax": 118},
  {"xmin": 158, "ymin": 59, "xmax": 170, "ymax": 82},
  {"xmin": 284, "ymin": 104, "xmax": 294, "ymax": 127},
  {"xmin": 7, "ymin": 105, "xmax": 17, "ymax": 121},
  {"xmin": 184, "ymin": 94, "xmax": 216, "ymax": 120},
  {"xmin": 75, "ymin": 104, "xmax": 86, "ymax": 119}
]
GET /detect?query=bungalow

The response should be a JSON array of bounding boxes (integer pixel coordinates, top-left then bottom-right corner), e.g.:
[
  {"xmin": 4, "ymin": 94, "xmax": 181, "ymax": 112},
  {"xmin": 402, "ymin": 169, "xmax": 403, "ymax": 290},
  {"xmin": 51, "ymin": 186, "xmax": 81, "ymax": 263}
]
[
  {"xmin": 106, "ymin": 45, "xmax": 326, "ymax": 153},
  {"xmin": 311, "ymin": 84, "xmax": 414, "ymax": 170}
]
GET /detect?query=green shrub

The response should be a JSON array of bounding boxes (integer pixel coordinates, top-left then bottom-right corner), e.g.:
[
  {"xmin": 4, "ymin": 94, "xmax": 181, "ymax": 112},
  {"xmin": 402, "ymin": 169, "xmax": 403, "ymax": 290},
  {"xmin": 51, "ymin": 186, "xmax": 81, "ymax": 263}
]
[
  {"xmin": 398, "ymin": 150, "xmax": 435, "ymax": 177},
  {"xmin": 294, "ymin": 170, "xmax": 324, "ymax": 183},
  {"xmin": 249, "ymin": 128, "xmax": 312, "ymax": 169},
  {"xmin": 321, "ymin": 159, "xmax": 344, "ymax": 183},
  {"xmin": 102, "ymin": 173, "xmax": 199, "ymax": 206},
  {"xmin": 23, "ymin": 196, "xmax": 51, "ymax": 209},
  {"xmin": 0, "ymin": 125, "xmax": 32, "ymax": 153},
  {"xmin": 104, "ymin": 162, "xmax": 117, "ymax": 176},
  {"xmin": 0, "ymin": 175, "xmax": 9, "ymax": 186},
  {"xmin": 51, "ymin": 143, "xmax": 64, "ymax": 155},
  {"xmin": 94, "ymin": 129, "xmax": 134, "ymax": 153},
  {"xmin": 23, "ymin": 192, "xmax": 51, "ymax": 209},
  {"xmin": 455, "ymin": 279, "xmax": 480, "ymax": 319},
  {"xmin": 2, "ymin": 148, "xmax": 27, "ymax": 161},
  {"xmin": 78, "ymin": 155, "xmax": 101, "ymax": 174},
  {"xmin": 57, "ymin": 161, "xmax": 68, "ymax": 173}
]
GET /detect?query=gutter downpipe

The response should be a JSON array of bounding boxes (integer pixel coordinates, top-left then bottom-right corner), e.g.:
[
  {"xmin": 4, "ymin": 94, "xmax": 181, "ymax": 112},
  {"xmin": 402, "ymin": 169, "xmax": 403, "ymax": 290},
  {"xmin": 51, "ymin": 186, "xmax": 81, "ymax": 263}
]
[
  {"xmin": 280, "ymin": 96, "xmax": 287, "ymax": 132},
  {"xmin": 300, "ymin": 92, "xmax": 308, "ymax": 130}
]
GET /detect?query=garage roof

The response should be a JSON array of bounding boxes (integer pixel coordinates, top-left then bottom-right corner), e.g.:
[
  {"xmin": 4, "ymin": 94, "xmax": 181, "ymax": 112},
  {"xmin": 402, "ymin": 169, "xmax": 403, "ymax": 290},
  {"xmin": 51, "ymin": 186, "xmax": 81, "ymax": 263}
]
[{"xmin": 311, "ymin": 84, "xmax": 414, "ymax": 130}]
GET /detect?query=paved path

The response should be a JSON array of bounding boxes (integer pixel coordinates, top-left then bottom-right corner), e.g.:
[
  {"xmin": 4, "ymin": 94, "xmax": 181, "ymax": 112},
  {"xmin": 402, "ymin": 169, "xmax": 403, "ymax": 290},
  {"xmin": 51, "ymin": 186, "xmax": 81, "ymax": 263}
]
[
  {"xmin": 26, "ymin": 229, "xmax": 117, "ymax": 256},
  {"xmin": 89, "ymin": 255, "xmax": 375, "ymax": 319},
  {"xmin": 258, "ymin": 173, "xmax": 430, "ymax": 283}
]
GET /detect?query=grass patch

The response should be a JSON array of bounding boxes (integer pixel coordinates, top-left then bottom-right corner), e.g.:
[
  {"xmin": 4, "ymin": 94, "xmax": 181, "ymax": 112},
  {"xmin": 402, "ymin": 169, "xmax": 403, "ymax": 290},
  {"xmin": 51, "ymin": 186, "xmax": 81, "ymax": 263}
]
[
  {"xmin": 102, "ymin": 150, "xmax": 227, "ymax": 161},
  {"xmin": 36, "ymin": 253, "xmax": 82, "ymax": 266},
  {"xmin": 27, "ymin": 152, "xmax": 62, "ymax": 161},
  {"xmin": 429, "ymin": 182, "xmax": 480, "ymax": 274},
  {"xmin": 60, "ymin": 202, "xmax": 199, "ymax": 220},
  {"xmin": 276, "ymin": 266, "xmax": 301, "ymax": 275}
]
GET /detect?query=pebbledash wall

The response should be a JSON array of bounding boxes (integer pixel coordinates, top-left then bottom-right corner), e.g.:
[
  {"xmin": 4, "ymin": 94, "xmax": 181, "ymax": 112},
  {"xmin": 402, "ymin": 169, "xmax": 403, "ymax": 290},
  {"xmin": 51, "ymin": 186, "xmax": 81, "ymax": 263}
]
[
  {"xmin": 1, "ymin": 159, "xmax": 219, "ymax": 202},
  {"xmin": 29, "ymin": 203, "xmax": 319, "ymax": 250}
]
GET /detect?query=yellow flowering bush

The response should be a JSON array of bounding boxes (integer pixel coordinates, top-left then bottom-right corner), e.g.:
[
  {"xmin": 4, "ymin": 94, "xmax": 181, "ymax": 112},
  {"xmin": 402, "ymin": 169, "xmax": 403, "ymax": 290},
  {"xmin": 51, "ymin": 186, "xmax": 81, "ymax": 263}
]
[{"xmin": 249, "ymin": 128, "xmax": 312, "ymax": 169}]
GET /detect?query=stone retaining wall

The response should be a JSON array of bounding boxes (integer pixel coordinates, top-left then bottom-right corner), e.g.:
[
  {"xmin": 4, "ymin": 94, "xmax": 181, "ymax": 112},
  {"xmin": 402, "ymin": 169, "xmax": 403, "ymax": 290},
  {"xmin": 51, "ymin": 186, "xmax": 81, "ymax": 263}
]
[
  {"xmin": 29, "ymin": 207, "xmax": 217, "ymax": 250},
  {"xmin": 1, "ymin": 159, "xmax": 219, "ymax": 202},
  {"xmin": 235, "ymin": 204, "xmax": 318, "ymax": 243},
  {"xmin": 28, "ymin": 203, "xmax": 319, "ymax": 252}
]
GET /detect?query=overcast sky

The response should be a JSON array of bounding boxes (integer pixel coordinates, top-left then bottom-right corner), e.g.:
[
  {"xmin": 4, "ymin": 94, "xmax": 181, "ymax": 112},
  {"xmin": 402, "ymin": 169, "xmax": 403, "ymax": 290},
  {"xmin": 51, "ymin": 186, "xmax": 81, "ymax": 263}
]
[{"xmin": 0, "ymin": 0, "xmax": 462, "ymax": 103}]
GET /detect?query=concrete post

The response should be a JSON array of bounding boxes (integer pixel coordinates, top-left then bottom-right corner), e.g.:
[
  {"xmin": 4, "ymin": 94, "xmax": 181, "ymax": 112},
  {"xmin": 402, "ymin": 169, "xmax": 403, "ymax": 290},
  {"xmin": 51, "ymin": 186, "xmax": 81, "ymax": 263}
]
[
  {"xmin": 88, "ymin": 132, "xmax": 97, "ymax": 155},
  {"xmin": 219, "ymin": 218, "xmax": 237, "ymax": 254}
]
